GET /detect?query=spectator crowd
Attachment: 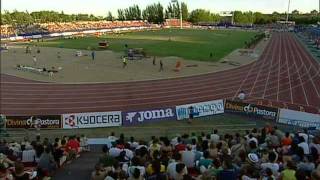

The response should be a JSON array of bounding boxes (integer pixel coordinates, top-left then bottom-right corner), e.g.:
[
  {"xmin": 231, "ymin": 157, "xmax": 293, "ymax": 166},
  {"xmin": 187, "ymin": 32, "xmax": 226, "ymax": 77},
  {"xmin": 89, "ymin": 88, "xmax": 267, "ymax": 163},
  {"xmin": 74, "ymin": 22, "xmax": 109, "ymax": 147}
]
[
  {"xmin": 0, "ymin": 21, "xmax": 149, "ymax": 38},
  {"xmin": 92, "ymin": 126, "xmax": 320, "ymax": 180},
  {"xmin": 0, "ymin": 134, "xmax": 89, "ymax": 179}
]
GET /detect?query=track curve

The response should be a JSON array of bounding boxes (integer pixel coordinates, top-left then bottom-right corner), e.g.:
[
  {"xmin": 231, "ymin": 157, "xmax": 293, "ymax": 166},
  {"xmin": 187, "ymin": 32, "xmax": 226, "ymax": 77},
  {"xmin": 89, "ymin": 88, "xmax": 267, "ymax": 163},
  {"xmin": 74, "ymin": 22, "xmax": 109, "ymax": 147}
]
[{"xmin": 1, "ymin": 32, "xmax": 319, "ymax": 116}]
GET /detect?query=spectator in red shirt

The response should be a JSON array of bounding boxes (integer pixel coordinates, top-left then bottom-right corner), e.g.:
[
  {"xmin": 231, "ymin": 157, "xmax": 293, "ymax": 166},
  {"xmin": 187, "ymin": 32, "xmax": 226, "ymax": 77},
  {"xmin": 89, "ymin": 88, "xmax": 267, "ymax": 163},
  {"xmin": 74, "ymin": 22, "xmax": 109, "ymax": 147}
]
[
  {"xmin": 175, "ymin": 137, "xmax": 186, "ymax": 153},
  {"xmin": 66, "ymin": 136, "xmax": 80, "ymax": 161},
  {"xmin": 282, "ymin": 132, "xmax": 293, "ymax": 146}
]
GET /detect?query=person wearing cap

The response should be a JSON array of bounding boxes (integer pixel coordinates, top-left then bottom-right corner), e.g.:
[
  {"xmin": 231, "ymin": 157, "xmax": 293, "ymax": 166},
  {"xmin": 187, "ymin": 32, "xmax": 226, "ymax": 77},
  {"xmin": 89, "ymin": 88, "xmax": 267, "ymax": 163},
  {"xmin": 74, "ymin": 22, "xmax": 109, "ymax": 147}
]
[{"xmin": 240, "ymin": 153, "xmax": 261, "ymax": 179}]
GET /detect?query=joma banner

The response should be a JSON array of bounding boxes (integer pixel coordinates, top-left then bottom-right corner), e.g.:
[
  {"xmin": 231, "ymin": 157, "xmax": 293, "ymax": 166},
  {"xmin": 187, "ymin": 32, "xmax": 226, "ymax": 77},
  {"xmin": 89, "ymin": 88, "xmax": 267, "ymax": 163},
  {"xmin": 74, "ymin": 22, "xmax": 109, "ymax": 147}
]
[
  {"xmin": 224, "ymin": 100, "xmax": 279, "ymax": 120},
  {"xmin": 122, "ymin": 107, "xmax": 177, "ymax": 126},
  {"xmin": 62, "ymin": 111, "xmax": 122, "ymax": 129},
  {"xmin": 6, "ymin": 115, "xmax": 61, "ymax": 129}
]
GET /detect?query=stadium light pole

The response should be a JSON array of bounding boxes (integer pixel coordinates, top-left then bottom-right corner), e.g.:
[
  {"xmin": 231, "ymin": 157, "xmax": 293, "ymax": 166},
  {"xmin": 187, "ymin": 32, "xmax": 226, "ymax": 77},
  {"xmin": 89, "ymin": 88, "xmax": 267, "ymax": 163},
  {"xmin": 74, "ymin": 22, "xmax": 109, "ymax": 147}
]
[
  {"xmin": 171, "ymin": 0, "xmax": 183, "ymax": 29},
  {"xmin": 286, "ymin": 0, "xmax": 291, "ymax": 24},
  {"xmin": 180, "ymin": 2, "xmax": 183, "ymax": 29}
]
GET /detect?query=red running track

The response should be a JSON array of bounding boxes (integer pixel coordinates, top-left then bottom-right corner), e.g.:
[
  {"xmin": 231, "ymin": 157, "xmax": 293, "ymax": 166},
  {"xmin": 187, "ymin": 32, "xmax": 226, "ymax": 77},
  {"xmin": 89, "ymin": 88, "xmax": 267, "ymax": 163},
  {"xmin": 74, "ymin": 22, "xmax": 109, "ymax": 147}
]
[{"xmin": 1, "ymin": 32, "xmax": 319, "ymax": 116}]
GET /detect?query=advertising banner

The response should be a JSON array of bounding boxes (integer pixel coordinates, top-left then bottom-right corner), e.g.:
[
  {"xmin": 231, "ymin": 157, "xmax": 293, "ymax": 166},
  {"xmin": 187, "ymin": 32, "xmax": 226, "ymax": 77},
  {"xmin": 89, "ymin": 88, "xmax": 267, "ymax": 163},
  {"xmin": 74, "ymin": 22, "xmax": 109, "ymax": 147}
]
[
  {"xmin": 122, "ymin": 107, "xmax": 176, "ymax": 126},
  {"xmin": 6, "ymin": 115, "xmax": 61, "ymax": 129},
  {"xmin": 176, "ymin": 99, "xmax": 224, "ymax": 120},
  {"xmin": 62, "ymin": 111, "xmax": 121, "ymax": 129},
  {"xmin": 224, "ymin": 100, "xmax": 278, "ymax": 120},
  {"xmin": 278, "ymin": 109, "xmax": 320, "ymax": 129}
]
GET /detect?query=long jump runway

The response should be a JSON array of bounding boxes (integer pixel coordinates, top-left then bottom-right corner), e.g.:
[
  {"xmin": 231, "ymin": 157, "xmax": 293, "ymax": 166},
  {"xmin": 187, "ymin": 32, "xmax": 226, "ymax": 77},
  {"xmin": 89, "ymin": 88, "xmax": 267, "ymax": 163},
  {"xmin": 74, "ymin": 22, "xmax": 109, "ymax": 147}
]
[{"xmin": 1, "ymin": 32, "xmax": 319, "ymax": 116}]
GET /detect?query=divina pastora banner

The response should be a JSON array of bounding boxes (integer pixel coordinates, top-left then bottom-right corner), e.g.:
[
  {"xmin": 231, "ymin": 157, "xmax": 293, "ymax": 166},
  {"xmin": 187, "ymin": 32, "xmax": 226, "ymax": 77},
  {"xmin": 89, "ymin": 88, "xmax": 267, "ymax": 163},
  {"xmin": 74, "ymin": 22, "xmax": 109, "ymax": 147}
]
[
  {"xmin": 122, "ymin": 107, "xmax": 177, "ymax": 126},
  {"xmin": 62, "ymin": 111, "xmax": 122, "ymax": 129},
  {"xmin": 6, "ymin": 115, "xmax": 61, "ymax": 129},
  {"xmin": 224, "ymin": 100, "xmax": 278, "ymax": 120},
  {"xmin": 176, "ymin": 99, "xmax": 224, "ymax": 120}
]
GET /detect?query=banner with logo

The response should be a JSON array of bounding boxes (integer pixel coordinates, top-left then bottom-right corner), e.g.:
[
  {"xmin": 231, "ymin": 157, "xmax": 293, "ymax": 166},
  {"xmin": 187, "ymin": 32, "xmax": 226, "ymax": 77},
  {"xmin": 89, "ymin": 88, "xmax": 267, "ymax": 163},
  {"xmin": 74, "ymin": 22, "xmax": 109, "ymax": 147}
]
[
  {"xmin": 278, "ymin": 109, "xmax": 320, "ymax": 129},
  {"xmin": 176, "ymin": 99, "xmax": 224, "ymax": 120},
  {"xmin": 6, "ymin": 115, "xmax": 61, "ymax": 129},
  {"xmin": 62, "ymin": 111, "xmax": 122, "ymax": 129},
  {"xmin": 224, "ymin": 100, "xmax": 278, "ymax": 120},
  {"xmin": 122, "ymin": 107, "xmax": 176, "ymax": 126}
]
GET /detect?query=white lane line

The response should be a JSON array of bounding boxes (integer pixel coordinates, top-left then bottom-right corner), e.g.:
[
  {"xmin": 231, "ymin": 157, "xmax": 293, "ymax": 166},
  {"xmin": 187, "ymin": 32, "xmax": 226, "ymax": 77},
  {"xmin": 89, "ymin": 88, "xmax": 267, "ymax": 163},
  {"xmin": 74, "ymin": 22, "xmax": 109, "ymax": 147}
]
[
  {"xmin": 293, "ymin": 35, "xmax": 320, "ymax": 98},
  {"xmin": 277, "ymin": 33, "xmax": 282, "ymax": 101},
  {"xmin": 284, "ymin": 34, "xmax": 294, "ymax": 104},
  {"xmin": 287, "ymin": 33, "xmax": 309, "ymax": 105},
  {"xmin": 262, "ymin": 35, "xmax": 279, "ymax": 98},
  {"xmin": 248, "ymin": 36, "xmax": 274, "ymax": 97}
]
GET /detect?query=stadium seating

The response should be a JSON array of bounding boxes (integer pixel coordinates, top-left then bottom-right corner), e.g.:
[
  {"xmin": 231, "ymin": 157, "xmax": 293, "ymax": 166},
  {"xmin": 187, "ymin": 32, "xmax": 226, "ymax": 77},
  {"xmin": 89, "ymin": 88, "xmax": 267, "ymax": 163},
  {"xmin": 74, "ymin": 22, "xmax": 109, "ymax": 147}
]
[
  {"xmin": 0, "ymin": 21, "xmax": 150, "ymax": 38},
  {"xmin": 0, "ymin": 135, "xmax": 88, "ymax": 179},
  {"xmin": 163, "ymin": 19, "xmax": 192, "ymax": 28},
  {"xmin": 90, "ymin": 126, "xmax": 320, "ymax": 179}
]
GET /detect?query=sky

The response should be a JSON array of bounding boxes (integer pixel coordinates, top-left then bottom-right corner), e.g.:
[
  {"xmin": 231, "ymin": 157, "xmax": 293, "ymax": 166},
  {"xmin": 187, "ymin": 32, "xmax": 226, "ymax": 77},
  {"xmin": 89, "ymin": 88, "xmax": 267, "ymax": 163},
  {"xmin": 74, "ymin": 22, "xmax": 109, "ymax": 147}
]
[{"xmin": 1, "ymin": 0, "xmax": 319, "ymax": 17}]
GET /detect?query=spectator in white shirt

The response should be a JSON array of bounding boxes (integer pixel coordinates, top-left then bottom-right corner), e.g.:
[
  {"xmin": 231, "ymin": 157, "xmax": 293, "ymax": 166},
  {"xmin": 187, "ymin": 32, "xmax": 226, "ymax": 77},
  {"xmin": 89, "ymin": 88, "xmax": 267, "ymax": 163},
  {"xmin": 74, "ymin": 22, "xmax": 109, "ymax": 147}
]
[
  {"xmin": 247, "ymin": 134, "xmax": 259, "ymax": 146},
  {"xmin": 124, "ymin": 143, "xmax": 133, "ymax": 161},
  {"xmin": 22, "ymin": 145, "xmax": 36, "ymax": 166},
  {"xmin": 298, "ymin": 136, "xmax": 310, "ymax": 155},
  {"xmin": 128, "ymin": 137, "xmax": 139, "ymax": 150},
  {"xmin": 127, "ymin": 156, "xmax": 146, "ymax": 178},
  {"xmin": 109, "ymin": 145, "xmax": 122, "ymax": 157},
  {"xmin": 210, "ymin": 130, "xmax": 220, "ymax": 144},
  {"xmin": 181, "ymin": 145, "xmax": 195, "ymax": 168},
  {"xmin": 238, "ymin": 90, "xmax": 246, "ymax": 101},
  {"xmin": 171, "ymin": 135, "xmax": 181, "ymax": 146},
  {"xmin": 80, "ymin": 134, "xmax": 89, "ymax": 152},
  {"xmin": 261, "ymin": 151, "xmax": 280, "ymax": 178},
  {"xmin": 167, "ymin": 152, "xmax": 187, "ymax": 179},
  {"xmin": 108, "ymin": 132, "xmax": 118, "ymax": 142},
  {"xmin": 298, "ymin": 129, "xmax": 313, "ymax": 144}
]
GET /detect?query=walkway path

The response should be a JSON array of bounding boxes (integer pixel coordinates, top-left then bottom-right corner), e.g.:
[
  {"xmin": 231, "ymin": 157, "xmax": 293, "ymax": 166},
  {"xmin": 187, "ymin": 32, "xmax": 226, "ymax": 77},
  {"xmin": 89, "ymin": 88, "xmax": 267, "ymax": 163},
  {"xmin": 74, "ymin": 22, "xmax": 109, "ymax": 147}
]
[{"xmin": 53, "ymin": 152, "xmax": 101, "ymax": 180}]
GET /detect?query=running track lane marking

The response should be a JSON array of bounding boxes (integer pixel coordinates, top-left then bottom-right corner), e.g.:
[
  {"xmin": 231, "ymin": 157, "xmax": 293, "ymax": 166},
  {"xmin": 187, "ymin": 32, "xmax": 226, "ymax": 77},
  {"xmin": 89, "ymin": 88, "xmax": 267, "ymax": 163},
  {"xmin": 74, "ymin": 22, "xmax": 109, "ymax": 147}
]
[
  {"xmin": 277, "ymin": 33, "xmax": 282, "ymax": 101},
  {"xmin": 262, "ymin": 34, "xmax": 279, "ymax": 98},
  {"xmin": 284, "ymin": 34, "xmax": 294, "ymax": 104},
  {"xmin": 288, "ymin": 34, "xmax": 309, "ymax": 106},
  {"xmin": 234, "ymin": 36, "xmax": 275, "ymax": 98},
  {"xmin": 248, "ymin": 35, "xmax": 274, "ymax": 97},
  {"xmin": 293, "ymin": 35, "xmax": 320, "ymax": 98}
]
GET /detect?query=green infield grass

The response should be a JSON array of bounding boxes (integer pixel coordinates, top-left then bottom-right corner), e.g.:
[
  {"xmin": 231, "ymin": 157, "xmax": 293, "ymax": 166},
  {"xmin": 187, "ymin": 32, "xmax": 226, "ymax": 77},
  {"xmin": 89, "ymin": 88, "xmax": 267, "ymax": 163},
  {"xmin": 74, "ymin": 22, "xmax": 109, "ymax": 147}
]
[{"xmin": 37, "ymin": 29, "xmax": 258, "ymax": 61}]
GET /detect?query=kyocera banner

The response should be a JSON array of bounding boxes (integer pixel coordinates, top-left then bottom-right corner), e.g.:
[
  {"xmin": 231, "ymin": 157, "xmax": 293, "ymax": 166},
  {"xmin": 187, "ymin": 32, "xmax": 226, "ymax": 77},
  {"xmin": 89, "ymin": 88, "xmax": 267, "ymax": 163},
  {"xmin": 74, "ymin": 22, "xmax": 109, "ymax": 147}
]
[
  {"xmin": 6, "ymin": 115, "xmax": 61, "ymax": 129},
  {"xmin": 176, "ymin": 99, "xmax": 224, "ymax": 120},
  {"xmin": 122, "ymin": 107, "xmax": 176, "ymax": 126},
  {"xmin": 224, "ymin": 100, "xmax": 278, "ymax": 120},
  {"xmin": 62, "ymin": 111, "xmax": 122, "ymax": 129}
]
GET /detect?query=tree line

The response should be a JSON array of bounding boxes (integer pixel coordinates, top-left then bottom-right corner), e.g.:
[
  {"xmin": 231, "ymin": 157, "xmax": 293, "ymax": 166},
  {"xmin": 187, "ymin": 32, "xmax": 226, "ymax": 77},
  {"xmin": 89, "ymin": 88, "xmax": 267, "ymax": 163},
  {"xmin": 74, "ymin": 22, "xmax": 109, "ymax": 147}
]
[{"xmin": 1, "ymin": 1, "xmax": 319, "ymax": 25}]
